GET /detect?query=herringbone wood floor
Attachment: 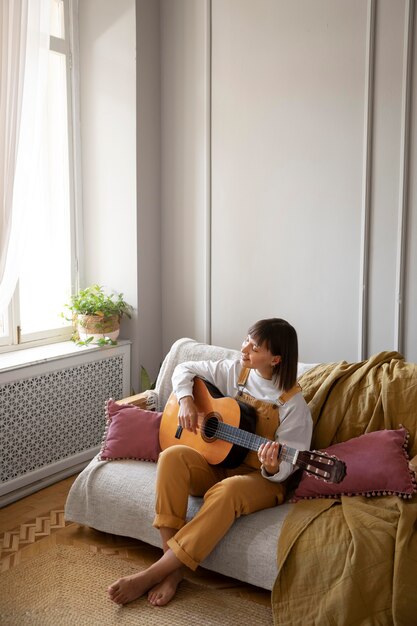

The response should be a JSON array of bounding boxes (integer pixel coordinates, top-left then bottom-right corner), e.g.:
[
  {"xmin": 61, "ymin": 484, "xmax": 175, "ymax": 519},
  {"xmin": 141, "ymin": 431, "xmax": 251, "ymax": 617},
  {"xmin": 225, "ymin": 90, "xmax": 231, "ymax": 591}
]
[{"xmin": 0, "ymin": 475, "xmax": 270, "ymax": 606}]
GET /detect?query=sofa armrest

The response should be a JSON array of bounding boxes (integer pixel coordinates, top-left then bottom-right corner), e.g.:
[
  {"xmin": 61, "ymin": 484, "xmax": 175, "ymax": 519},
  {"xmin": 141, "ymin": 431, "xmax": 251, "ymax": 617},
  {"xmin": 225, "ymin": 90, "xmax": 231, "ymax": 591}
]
[
  {"xmin": 154, "ymin": 338, "xmax": 241, "ymax": 409},
  {"xmin": 118, "ymin": 389, "xmax": 158, "ymax": 411}
]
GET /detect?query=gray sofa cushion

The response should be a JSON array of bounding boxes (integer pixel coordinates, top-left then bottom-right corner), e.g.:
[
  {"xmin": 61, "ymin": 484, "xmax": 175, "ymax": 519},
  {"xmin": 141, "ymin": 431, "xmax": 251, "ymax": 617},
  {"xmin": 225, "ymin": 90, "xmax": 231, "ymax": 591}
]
[{"xmin": 65, "ymin": 455, "xmax": 292, "ymax": 589}]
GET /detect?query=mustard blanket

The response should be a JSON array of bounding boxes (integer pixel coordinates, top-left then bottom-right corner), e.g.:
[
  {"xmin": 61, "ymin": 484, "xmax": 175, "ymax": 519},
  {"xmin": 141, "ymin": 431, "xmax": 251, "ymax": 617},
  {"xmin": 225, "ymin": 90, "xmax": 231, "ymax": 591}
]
[{"xmin": 272, "ymin": 352, "xmax": 417, "ymax": 626}]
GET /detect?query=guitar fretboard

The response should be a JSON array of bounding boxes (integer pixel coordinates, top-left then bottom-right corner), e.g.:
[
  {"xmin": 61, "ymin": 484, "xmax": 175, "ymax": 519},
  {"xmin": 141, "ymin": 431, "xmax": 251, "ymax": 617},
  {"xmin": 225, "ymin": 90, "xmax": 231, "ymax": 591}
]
[{"xmin": 209, "ymin": 420, "xmax": 298, "ymax": 465}]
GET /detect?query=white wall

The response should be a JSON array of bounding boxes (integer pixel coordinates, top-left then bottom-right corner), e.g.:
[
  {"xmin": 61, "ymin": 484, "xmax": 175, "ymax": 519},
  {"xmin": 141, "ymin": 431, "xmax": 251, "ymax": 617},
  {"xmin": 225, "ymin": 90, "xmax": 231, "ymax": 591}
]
[
  {"xmin": 79, "ymin": 0, "xmax": 163, "ymax": 390},
  {"xmin": 211, "ymin": 0, "xmax": 367, "ymax": 362},
  {"xmin": 78, "ymin": 0, "xmax": 417, "ymax": 373},
  {"xmin": 136, "ymin": 0, "xmax": 162, "ymax": 385},
  {"xmin": 161, "ymin": 0, "xmax": 417, "ymax": 364},
  {"xmin": 79, "ymin": 0, "xmax": 137, "ymax": 296},
  {"xmin": 160, "ymin": 0, "xmax": 211, "ymax": 353}
]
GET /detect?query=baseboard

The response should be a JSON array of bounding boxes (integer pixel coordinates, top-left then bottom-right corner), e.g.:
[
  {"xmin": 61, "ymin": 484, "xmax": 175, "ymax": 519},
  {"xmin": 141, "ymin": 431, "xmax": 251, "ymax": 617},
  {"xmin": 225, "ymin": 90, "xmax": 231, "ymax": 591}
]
[{"xmin": 0, "ymin": 447, "xmax": 99, "ymax": 508}]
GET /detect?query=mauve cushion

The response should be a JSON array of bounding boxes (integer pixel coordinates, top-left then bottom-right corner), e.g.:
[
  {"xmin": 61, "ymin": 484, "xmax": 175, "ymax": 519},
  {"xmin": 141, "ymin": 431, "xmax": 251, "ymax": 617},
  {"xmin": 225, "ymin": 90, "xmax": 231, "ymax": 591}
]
[
  {"xmin": 99, "ymin": 399, "xmax": 162, "ymax": 461},
  {"xmin": 292, "ymin": 427, "xmax": 417, "ymax": 500}
]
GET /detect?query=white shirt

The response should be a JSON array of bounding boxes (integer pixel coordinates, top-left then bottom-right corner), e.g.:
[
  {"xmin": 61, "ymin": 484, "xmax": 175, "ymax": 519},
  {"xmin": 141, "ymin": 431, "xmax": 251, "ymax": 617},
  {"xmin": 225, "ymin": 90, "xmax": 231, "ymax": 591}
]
[{"xmin": 172, "ymin": 358, "xmax": 313, "ymax": 482}]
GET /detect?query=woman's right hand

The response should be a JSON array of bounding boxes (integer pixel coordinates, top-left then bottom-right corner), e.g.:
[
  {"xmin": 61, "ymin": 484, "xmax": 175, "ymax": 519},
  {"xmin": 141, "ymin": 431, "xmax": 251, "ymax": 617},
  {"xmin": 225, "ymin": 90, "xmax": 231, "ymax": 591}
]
[{"xmin": 178, "ymin": 396, "xmax": 199, "ymax": 434}]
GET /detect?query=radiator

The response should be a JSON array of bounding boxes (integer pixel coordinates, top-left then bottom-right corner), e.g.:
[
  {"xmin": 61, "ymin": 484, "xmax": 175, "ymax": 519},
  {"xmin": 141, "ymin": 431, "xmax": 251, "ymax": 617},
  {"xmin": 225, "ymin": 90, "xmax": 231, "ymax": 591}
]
[{"xmin": 0, "ymin": 341, "xmax": 130, "ymax": 506}]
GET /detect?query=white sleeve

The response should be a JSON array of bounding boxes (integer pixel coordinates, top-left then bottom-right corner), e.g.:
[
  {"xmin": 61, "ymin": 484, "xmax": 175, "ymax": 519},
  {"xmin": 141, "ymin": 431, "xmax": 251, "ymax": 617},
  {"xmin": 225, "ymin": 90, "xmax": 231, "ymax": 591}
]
[
  {"xmin": 172, "ymin": 359, "xmax": 239, "ymax": 402},
  {"xmin": 261, "ymin": 394, "xmax": 313, "ymax": 483}
]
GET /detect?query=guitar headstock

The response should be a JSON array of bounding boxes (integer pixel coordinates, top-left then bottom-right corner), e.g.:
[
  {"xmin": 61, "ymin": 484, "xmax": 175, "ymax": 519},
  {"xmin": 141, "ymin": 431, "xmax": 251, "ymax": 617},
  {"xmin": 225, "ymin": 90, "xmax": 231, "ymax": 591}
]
[{"xmin": 296, "ymin": 450, "xmax": 346, "ymax": 483}]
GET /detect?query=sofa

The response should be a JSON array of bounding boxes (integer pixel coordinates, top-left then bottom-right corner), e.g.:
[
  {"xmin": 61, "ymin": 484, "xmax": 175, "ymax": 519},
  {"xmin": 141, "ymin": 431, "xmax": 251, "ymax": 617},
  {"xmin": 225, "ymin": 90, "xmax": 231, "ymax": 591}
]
[
  {"xmin": 65, "ymin": 339, "xmax": 417, "ymax": 625},
  {"xmin": 65, "ymin": 337, "xmax": 312, "ymax": 590}
]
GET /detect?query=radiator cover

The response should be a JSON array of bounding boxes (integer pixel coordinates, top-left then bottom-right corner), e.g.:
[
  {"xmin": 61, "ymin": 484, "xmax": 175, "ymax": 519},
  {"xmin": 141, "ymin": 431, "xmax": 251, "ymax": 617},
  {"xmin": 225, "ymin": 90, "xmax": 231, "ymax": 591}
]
[{"xmin": 0, "ymin": 342, "xmax": 130, "ymax": 504}]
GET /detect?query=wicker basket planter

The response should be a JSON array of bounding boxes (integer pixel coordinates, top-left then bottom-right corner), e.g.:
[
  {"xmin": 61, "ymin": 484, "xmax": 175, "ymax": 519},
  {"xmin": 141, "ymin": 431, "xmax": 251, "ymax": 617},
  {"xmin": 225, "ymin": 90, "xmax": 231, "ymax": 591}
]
[{"xmin": 76, "ymin": 314, "xmax": 120, "ymax": 343}]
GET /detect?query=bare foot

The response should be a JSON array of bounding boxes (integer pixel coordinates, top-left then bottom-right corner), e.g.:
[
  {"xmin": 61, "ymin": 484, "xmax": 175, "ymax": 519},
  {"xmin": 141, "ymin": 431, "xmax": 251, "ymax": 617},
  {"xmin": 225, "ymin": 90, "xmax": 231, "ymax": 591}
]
[
  {"xmin": 147, "ymin": 569, "xmax": 184, "ymax": 606},
  {"xmin": 108, "ymin": 570, "xmax": 157, "ymax": 605},
  {"xmin": 108, "ymin": 548, "xmax": 184, "ymax": 606}
]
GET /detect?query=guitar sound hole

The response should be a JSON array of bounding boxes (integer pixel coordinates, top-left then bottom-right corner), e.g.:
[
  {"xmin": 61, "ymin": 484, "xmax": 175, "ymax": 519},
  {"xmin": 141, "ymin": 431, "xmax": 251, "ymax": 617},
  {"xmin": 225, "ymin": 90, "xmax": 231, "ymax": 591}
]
[{"xmin": 201, "ymin": 413, "xmax": 221, "ymax": 442}]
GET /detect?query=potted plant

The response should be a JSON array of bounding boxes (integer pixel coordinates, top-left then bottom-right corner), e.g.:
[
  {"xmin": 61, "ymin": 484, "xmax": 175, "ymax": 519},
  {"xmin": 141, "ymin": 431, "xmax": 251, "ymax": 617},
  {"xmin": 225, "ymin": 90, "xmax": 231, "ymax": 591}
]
[{"xmin": 63, "ymin": 284, "xmax": 133, "ymax": 345}]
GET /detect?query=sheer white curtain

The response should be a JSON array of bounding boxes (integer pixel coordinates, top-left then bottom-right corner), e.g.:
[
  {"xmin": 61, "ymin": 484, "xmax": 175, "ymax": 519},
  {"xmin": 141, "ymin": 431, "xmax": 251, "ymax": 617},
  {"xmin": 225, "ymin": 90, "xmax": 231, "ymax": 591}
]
[{"xmin": 0, "ymin": 0, "xmax": 50, "ymax": 313}]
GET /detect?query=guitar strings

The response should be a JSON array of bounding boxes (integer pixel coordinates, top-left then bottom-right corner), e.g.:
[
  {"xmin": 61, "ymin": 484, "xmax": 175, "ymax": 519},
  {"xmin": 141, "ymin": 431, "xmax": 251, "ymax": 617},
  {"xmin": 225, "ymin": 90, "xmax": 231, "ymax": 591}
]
[
  {"xmin": 202, "ymin": 421, "xmax": 331, "ymax": 474},
  {"xmin": 189, "ymin": 422, "xmax": 341, "ymax": 479},
  {"xmin": 200, "ymin": 420, "xmax": 299, "ymax": 464}
]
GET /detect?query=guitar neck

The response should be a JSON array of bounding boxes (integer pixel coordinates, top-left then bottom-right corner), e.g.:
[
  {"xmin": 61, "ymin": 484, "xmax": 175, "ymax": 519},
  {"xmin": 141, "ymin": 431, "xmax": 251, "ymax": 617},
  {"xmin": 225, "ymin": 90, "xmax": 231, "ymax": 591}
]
[{"xmin": 215, "ymin": 422, "xmax": 299, "ymax": 465}]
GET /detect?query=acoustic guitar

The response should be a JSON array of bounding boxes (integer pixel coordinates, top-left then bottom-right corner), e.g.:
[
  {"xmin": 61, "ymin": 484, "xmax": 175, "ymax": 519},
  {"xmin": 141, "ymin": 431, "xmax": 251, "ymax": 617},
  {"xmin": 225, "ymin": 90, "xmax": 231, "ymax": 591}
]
[{"xmin": 160, "ymin": 377, "xmax": 346, "ymax": 483}]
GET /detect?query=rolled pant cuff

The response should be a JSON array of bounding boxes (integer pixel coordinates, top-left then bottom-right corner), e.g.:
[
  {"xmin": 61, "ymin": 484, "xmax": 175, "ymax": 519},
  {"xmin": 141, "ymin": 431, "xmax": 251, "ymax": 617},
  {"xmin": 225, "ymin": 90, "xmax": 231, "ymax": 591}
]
[
  {"xmin": 167, "ymin": 537, "xmax": 199, "ymax": 571},
  {"xmin": 152, "ymin": 514, "xmax": 185, "ymax": 531}
]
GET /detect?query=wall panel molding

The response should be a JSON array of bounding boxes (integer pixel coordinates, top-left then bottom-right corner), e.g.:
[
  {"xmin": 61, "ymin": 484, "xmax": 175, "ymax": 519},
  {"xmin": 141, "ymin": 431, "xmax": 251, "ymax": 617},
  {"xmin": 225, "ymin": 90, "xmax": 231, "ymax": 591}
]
[
  {"xmin": 394, "ymin": 0, "xmax": 415, "ymax": 353},
  {"xmin": 205, "ymin": 0, "xmax": 213, "ymax": 345},
  {"xmin": 358, "ymin": 0, "xmax": 376, "ymax": 360}
]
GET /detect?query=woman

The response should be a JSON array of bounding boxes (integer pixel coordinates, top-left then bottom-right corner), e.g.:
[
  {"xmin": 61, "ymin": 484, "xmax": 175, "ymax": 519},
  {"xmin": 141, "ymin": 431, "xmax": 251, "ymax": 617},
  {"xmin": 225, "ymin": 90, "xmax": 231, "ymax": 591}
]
[{"xmin": 108, "ymin": 318, "xmax": 312, "ymax": 606}]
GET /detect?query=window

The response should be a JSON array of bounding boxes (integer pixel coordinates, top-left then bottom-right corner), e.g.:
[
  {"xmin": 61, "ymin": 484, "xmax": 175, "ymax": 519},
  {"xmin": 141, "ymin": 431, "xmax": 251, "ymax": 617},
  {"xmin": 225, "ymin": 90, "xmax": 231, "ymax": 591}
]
[{"xmin": 0, "ymin": 0, "xmax": 80, "ymax": 352}]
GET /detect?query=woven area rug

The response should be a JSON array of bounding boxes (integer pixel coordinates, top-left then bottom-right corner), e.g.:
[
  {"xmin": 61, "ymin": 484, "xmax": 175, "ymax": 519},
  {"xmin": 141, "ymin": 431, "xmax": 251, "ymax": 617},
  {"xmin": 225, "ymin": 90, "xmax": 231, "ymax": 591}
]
[{"xmin": 0, "ymin": 544, "xmax": 273, "ymax": 625}]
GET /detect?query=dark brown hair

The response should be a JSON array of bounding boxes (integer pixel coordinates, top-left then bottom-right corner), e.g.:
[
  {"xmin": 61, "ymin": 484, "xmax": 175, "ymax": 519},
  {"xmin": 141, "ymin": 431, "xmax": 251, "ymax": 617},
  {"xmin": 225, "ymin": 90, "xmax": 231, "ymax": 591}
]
[{"xmin": 247, "ymin": 318, "xmax": 298, "ymax": 391}]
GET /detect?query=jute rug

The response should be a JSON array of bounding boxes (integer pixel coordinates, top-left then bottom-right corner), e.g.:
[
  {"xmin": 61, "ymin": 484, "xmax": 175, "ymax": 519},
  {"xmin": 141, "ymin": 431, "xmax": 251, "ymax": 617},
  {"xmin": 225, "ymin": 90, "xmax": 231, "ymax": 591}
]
[{"xmin": 0, "ymin": 544, "xmax": 273, "ymax": 625}]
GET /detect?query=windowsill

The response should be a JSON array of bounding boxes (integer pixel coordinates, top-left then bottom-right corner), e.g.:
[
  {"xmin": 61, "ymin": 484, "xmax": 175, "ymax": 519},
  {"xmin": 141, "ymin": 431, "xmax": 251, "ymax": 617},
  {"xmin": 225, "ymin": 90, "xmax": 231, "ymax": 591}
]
[{"xmin": 0, "ymin": 339, "xmax": 131, "ymax": 374}]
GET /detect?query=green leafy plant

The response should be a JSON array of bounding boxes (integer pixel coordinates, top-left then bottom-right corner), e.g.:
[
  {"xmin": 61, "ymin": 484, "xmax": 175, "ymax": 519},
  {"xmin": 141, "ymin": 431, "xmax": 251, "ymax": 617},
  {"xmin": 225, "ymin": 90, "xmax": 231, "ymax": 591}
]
[
  {"xmin": 76, "ymin": 336, "xmax": 117, "ymax": 347},
  {"xmin": 63, "ymin": 284, "xmax": 133, "ymax": 345},
  {"xmin": 63, "ymin": 284, "xmax": 133, "ymax": 319},
  {"xmin": 140, "ymin": 366, "xmax": 156, "ymax": 391}
]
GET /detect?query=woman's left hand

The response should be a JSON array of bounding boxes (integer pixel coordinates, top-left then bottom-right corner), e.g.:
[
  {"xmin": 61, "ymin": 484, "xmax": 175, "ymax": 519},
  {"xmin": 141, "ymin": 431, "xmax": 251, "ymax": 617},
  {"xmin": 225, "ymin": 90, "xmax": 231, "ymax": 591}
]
[{"xmin": 258, "ymin": 441, "xmax": 280, "ymax": 476}]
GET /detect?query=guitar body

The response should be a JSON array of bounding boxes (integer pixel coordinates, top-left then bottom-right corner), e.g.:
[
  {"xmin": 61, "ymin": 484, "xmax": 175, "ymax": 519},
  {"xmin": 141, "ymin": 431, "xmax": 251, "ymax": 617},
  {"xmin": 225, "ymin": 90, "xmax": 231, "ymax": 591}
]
[{"xmin": 159, "ymin": 377, "xmax": 257, "ymax": 468}]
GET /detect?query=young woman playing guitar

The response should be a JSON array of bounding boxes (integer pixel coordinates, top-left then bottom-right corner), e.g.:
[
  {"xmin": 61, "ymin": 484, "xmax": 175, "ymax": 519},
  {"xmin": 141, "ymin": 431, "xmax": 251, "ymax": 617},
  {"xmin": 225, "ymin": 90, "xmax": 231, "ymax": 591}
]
[{"xmin": 108, "ymin": 318, "xmax": 313, "ymax": 607}]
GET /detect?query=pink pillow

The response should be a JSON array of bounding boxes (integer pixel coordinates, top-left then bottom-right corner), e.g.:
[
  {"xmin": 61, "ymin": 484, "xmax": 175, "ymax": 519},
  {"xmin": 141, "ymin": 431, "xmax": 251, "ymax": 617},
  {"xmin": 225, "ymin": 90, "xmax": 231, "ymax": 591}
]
[
  {"xmin": 292, "ymin": 427, "xmax": 417, "ymax": 501},
  {"xmin": 99, "ymin": 399, "xmax": 162, "ymax": 462}
]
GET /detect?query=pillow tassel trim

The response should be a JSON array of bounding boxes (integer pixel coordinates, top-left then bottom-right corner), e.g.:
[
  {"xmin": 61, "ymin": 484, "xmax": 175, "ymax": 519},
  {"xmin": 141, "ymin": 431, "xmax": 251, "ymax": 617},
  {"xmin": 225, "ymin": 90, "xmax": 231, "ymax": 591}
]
[
  {"xmin": 401, "ymin": 426, "xmax": 417, "ymax": 498},
  {"xmin": 98, "ymin": 399, "xmax": 112, "ymax": 461}
]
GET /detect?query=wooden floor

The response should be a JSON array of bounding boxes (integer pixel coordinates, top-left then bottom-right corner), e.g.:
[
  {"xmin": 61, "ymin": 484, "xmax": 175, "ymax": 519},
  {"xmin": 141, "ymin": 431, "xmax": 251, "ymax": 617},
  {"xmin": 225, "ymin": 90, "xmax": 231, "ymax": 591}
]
[{"xmin": 0, "ymin": 475, "xmax": 271, "ymax": 606}]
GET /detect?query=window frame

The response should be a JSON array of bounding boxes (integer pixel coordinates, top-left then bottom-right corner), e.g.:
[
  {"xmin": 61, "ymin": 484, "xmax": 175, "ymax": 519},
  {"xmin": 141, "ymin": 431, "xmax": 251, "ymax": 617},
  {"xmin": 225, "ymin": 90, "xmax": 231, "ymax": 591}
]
[{"xmin": 0, "ymin": 0, "xmax": 82, "ymax": 355}]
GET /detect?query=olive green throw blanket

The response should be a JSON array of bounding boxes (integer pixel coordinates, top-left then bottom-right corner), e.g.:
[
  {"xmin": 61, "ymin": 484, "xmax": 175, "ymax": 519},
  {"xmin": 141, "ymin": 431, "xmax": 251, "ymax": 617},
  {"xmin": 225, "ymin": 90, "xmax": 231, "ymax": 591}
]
[{"xmin": 272, "ymin": 352, "xmax": 417, "ymax": 626}]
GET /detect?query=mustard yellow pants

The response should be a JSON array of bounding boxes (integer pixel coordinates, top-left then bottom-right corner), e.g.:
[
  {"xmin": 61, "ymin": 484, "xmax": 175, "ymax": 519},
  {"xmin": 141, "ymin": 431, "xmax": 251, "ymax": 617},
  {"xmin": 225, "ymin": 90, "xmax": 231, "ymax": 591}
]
[{"xmin": 153, "ymin": 445, "xmax": 286, "ymax": 571}]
